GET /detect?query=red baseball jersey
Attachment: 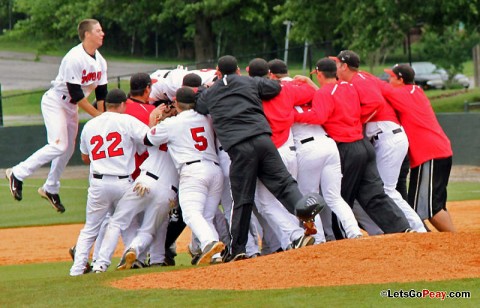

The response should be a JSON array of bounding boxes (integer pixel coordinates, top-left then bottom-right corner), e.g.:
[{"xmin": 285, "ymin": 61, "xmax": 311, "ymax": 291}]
[
  {"xmin": 294, "ymin": 81, "xmax": 364, "ymax": 143},
  {"xmin": 382, "ymin": 84, "xmax": 452, "ymax": 167}
]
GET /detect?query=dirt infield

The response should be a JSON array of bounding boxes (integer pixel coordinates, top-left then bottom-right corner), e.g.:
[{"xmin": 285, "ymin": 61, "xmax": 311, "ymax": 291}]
[{"xmin": 0, "ymin": 200, "xmax": 478, "ymax": 290}]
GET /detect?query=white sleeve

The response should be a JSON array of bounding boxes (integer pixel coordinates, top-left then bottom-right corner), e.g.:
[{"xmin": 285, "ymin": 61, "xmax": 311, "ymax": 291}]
[
  {"xmin": 146, "ymin": 121, "xmax": 170, "ymax": 146},
  {"xmin": 61, "ymin": 55, "xmax": 83, "ymax": 85},
  {"xmin": 79, "ymin": 127, "xmax": 89, "ymax": 155},
  {"xmin": 127, "ymin": 116, "xmax": 150, "ymax": 143}
]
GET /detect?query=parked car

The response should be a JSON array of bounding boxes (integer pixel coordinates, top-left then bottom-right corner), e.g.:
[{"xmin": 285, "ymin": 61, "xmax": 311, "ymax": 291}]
[{"xmin": 378, "ymin": 61, "xmax": 470, "ymax": 90}]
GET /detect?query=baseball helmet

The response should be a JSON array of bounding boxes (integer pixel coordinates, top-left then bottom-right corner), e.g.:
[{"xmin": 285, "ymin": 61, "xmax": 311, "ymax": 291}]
[{"xmin": 294, "ymin": 193, "xmax": 326, "ymax": 221}]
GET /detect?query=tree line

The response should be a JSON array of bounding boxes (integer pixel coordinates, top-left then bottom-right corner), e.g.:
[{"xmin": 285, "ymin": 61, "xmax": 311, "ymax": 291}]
[{"xmin": 1, "ymin": 0, "xmax": 479, "ymax": 74}]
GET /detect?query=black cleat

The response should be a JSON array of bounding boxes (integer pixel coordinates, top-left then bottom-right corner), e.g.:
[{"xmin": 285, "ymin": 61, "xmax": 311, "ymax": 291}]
[
  {"xmin": 68, "ymin": 245, "xmax": 92, "ymax": 274},
  {"xmin": 5, "ymin": 168, "xmax": 23, "ymax": 201},
  {"xmin": 292, "ymin": 235, "xmax": 315, "ymax": 249},
  {"xmin": 38, "ymin": 188, "xmax": 65, "ymax": 213},
  {"xmin": 295, "ymin": 193, "xmax": 326, "ymax": 221}
]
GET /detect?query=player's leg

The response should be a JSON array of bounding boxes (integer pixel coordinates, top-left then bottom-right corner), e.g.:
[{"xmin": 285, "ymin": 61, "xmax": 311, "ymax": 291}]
[
  {"xmin": 356, "ymin": 139, "xmax": 410, "ymax": 233},
  {"xmin": 12, "ymin": 93, "xmax": 69, "ymax": 182},
  {"xmin": 227, "ymin": 139, "xmax": 259, "ymax": 260},
  {"xmin": 373, "ymin": 133, "xmax": 426, "ymax": 232},
  {"xmin": 43, "ymin": 104, "xmax": 79, "ymax": 194},
  {"xmin": 318, "ymin": 138, "xmax": 362, "ymax": 238}
]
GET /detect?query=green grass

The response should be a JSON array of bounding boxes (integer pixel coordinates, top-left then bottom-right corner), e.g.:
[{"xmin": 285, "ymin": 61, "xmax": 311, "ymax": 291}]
[
  {"xmin": 0, "ymin": 260, "xmax": 477, "ymax": 307},
  {"xmin": 0, "ymin": 176, "xmax": 478, "ymax": 306}
]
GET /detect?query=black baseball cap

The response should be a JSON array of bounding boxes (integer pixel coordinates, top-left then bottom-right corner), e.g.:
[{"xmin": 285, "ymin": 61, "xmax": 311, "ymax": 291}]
[
  {"xmin": 384, "ymin": 64, "xmax": 415, "ymax": 84},
  {"xmin": 217, "ymin": 55, "xmax": 238, "ymax": 75},
  {"xmin": 182, "ymin": 73, "xmax": 202, "ymax": 87},
  {"xmin": 247, "ymin": 58, "xmax": 269, "ymax": 77},
  {"xmin": 330, "ymin": 50, "xmax": 360, "ymax": 68},
  {"xmin": 130, "ymin": 72, "xmax": 152, "ymax": 91},
  {"xmin": 313, "ymin": 58, "xmax": 337, "ymax": 74},
  {"xmin": 268, "ymin": 59, "xmax": 288, "ymax": 74},
  {"xmin": 175, "ymin": 87, "xmax": 196, "ymax": 104},
  {"xmin": 106, "ymin": 89, "xmax": 127, "ymax": 104}
]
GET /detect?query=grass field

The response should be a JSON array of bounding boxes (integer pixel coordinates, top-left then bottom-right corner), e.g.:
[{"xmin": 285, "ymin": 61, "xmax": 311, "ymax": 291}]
[{"xmin": 0, "ymin": 176, "xmax": 479, "ymax": 307}]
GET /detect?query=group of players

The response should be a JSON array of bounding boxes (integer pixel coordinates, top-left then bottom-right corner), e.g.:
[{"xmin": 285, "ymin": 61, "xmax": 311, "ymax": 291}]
[{"xmin": 5, "ymin": 19, "xmax": 455, "ymax": 276}]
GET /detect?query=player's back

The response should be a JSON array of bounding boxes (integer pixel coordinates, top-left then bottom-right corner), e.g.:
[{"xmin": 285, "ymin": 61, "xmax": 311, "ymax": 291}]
[
  {"xmin": 159, "ymin": 110, "xmax": 219, "ymax": 170},
  {"xmin": 80, "ymin": 112, "xmax": 149, "ymax": 176}
]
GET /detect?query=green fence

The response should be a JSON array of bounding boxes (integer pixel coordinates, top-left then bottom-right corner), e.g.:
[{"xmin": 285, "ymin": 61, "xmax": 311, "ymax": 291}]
[{"xmin": 0, "ymin": 113, "xmax": 479, "ymax": 168}]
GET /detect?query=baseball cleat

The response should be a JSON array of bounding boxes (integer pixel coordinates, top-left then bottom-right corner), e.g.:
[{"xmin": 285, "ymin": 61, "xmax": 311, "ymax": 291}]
[
  {"xmin": 302, "ymin": 220, "xmax": 318, "ymax": 236},
  {"xmin": 6, "ymin": 168, "xmax": 23, "ymax": 201},
  {"xmin": 38, "ymin": 188, "xmax": 65, "ymax": 213},
  {"xmin": 68, "ymin": 245, "xmax": 92, "ymax": 274},
  {"xmin": 117, "ymin": 248, "xmax": 137, "ymax": 270},
  {"xmin": 294, "ymin": 193, "xmax": 326, "ymax": 222},
  {"xmin": 292, "ymin": 235, "xmax": 315, "ymax": 249},
  {"xmin": 196, "ymin": 241, "xmax": 225, "ymax": 265}
]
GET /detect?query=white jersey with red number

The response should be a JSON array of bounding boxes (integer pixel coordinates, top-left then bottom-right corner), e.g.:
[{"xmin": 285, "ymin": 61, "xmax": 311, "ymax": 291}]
[
  {"xmin": 50, "ymin": 43, "xmax": 108, "ymax": 103},
  {"xmin": 147, "ymin": 110, "xmax": 218, "ymax": 170},
  {"xmin": 80, "ymin": 112, "xmax": 149, "ymax": 176}
]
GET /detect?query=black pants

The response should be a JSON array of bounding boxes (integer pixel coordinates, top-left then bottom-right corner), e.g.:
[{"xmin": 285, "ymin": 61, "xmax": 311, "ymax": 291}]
[
  {"xmin": 396, "ymin": 154, "xmax": 410, "ymax": 201},
  {"xmin": 227, "ymin": 134, "xmax": 303, "ymax": 256},
  {"xmin": 336, "ymin": 138, "xmax": 410, "ymax": 234}
]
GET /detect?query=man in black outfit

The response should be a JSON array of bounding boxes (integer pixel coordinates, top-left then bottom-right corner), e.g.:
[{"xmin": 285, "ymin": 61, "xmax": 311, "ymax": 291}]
[{"xmin": 196, "ymin": 55, "xmax": 324, "ymax": 262}]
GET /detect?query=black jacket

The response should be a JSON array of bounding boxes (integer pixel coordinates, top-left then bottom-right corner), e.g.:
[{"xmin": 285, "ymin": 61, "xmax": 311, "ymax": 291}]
[{"xmin": 196, "ymin": 74, "xmax": 281, "ymax": 151}]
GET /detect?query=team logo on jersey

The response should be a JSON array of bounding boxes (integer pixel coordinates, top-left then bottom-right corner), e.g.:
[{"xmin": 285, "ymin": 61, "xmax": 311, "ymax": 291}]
[{"xmin": 82, "ymin": 70, "xmax": 102, "ymax": 84}]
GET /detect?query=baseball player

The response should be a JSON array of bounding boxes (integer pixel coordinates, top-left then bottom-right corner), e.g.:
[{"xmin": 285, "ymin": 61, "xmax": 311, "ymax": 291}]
[
  {"xmin": 6, "ymin": 19, "xmax": 106, "ymax": 213},
  {"xmin": 70, "ymin": 89, "xmax": 149, "ymax": 276},
  {"xmin": 265, "ymin": 58, "xmax": 363, "ymax": 240},
  {"xmin": 247, "ymin": 58, "xmax": 320, "ymax": 250},
  {"xmin": 145, "ymin": 87, "xmax": 225, "ymax": 265},
  {"xmin": 294, "ymin": 58, "xmax": 411, "ymax": 235},
  {"xmin": 92, "ymin": 103, "xmax": 179, "ymax": 272},
  {"xmin": 332, "ymin": 50, "xmax": 426, "ymax": 233},
  {"xmin": 382, "ymin": 64, "xmax": 455, "ymax": 232}
]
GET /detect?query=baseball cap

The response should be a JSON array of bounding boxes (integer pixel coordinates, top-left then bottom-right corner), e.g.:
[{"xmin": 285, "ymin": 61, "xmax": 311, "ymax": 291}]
[
  {"xmin": 175, "ymin": 87, "xmax": 196, "ymax": 104},
  {"xmin": 268, "ymin": 59, "xmax": 288, "ymax": 74},
  {"xmin": 130, "ymin": 72, "xmax": 152, "ymax": 91},
  {"xmin": 313, "ymin": 58, "xmax": 337, "ymax": 74},
  {"xmin": 247, "ymin": 58, "xmax": 269, "ymax": 77},
  {"xmin": 106, "ymin": 89, "xmax": 127, "ymax": 104},
  {"xmin": 330, "ymin": 50, "xmax": 360, "ymax": 68},
  {"xmin": 182, "ymin": 73, "xmax": 202, "ymax": 87},
  {"xmin": 217, "ymin": 55, "xmax": 238, "ymax": 75},
  {"xmin": 384, "ymin": 64, "xmax": 415, "ymax": 84}
]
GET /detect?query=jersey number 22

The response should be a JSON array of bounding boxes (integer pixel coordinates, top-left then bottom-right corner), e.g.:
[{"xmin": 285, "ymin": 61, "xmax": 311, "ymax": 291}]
[{"xmin": 90, "ymin": 132, "xmax": 124, "ymax": 160}]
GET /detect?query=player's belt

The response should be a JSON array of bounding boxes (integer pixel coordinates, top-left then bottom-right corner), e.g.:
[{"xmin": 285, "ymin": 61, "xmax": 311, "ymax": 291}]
[
  {"xmin": 92, "ymin": 174, "xmax": 129, "ymax": 179},
  {"xmin": 146, "ymin": 171, "xmax": 159, "ymax": 180},
  {"xmin": 185, "ymin": 160, "xmax": 219, "ymax": 166},
  {"xmin": 300, "ymin": 137, "xmax": 314, "ymax": 144},
  {"xmin": 373, "ymin": 128, "xmax": 403, "ymax": 140}
]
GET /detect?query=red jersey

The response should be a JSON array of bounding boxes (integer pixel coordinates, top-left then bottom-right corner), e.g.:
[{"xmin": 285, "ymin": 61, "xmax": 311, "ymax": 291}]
[
  {"xmin": 350, "ymin": 71, "xmax": 398, "ymax": 124},
  {"xmin": 124, "ymin": 97, "xmax": 156, "ymax": 178},
  {"xmin": 294, "ymin": 81, "xmax": 364, "ymax": 143},
  {"xmin": 382, "ymin": 84, "xmax": 452, "ymax": 167},
  {"xmin": 262, "ymin": 79, "xmax": 315, "ymax": 148}
]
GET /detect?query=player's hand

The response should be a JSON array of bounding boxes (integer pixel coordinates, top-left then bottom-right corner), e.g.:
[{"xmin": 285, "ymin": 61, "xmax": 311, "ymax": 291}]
[{"xmin": 133, "ymin": 182, "xmax": 150, "ymax": 197}]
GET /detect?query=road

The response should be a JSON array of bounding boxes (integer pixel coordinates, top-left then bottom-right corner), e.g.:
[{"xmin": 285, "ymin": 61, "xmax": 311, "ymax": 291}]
[{"xmin": 0, "ymin": 50, "xmax": 168, "ymax": 91}]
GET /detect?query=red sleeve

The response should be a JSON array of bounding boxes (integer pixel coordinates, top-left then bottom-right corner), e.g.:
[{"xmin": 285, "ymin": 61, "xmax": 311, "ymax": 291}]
[
  {"xmin": 286, "ymin": 81, "xmax": 316, "ymax": 106},
  {"xmin": 294, "ymin": 89, "xmax": 332, "ymax": 125}
]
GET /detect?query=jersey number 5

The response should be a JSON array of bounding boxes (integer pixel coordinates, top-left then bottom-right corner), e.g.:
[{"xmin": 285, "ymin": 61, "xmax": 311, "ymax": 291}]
[
  {"xmin": 190, "ymin": 127, "xmax": 208, "ymax": 151},
  {"xmin": 90, "ymin": 132, "xmax": 124, "ymax": 160}
]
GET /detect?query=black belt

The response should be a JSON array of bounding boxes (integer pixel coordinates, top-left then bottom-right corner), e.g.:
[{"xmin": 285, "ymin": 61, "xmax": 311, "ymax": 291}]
[
  {"xmin": 300, "ymin": 137, "xmax": 314, "ymax": 144},
  {"xmin": 146, "ymin": 171, "xmax": 159, "ymax": 180},
  {"xmin": 373, "ymin": 128, "xmax": 403, "ymax": 140},
  {"xmin": 219, "ymin": 146, "xmax": 223, "ymax": 151},
  {"xmin": 145, "ymin": 172, "xmax": 178, "ymax": 193},
  {"xmin": 185, "ymin": 160, "xmax": 219, "ymax": 166},
  {"xmin": 289, "ymin": 146, "xmax": 296, "ymax": 151},
  {"xmin": 93, "ymin": 174, "xmax": 129, "ymax": 179}
]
